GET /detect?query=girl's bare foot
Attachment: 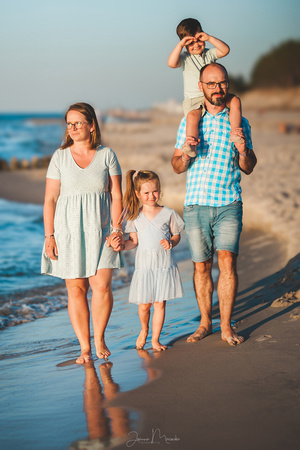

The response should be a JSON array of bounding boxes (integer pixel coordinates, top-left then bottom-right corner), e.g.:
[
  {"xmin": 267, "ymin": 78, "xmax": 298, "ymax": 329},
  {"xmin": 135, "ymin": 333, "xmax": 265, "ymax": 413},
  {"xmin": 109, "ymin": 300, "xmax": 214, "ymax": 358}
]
[
  {"xmin": 136, "ymin": 330, "xmax": 148, "ymax": 350},
  {"xmin": 76, "ymin": 351, "xmax": 92, "ymax": 364},
  {"xmin": 95, "ymin": 339, "xmax": 111, "ymax": 361},
  {"xmin": 152, "ymin": 340, "xmax": 167, "ymax": 352}
]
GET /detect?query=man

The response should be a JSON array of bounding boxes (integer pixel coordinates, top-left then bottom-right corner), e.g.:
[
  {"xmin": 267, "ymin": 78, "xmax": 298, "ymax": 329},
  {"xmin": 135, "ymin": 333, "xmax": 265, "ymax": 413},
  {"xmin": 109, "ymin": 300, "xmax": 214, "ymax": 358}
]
[{"xmin": 172, "ymin": 63, "xmax": 257, "ymax": 346}]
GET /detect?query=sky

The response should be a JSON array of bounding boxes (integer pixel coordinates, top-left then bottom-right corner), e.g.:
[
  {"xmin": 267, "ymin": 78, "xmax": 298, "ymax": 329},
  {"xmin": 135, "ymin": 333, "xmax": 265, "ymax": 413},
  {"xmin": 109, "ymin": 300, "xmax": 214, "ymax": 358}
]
[{"xmin": 1, "ymin": 0, "xmax": 299, "ymax": 113}]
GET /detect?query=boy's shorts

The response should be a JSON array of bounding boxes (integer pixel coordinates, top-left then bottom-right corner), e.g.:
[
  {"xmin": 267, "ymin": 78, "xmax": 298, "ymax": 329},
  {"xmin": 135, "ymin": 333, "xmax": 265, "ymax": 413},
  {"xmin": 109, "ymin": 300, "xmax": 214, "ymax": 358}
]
[
  {"xmin": 183, "ymin": 201, "xmax": 243, "ymax": 262},
  {"xmin": 183, "ymin": 96, "xmax": 206, "ymax": 117}
]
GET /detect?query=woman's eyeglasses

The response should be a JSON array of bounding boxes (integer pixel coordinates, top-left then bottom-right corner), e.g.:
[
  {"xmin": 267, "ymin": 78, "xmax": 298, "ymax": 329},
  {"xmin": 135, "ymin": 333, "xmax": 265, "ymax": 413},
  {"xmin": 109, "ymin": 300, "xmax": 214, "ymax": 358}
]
[{"xmin": 66, "ymin": 121, "xmax": 88, "ymax": 130}]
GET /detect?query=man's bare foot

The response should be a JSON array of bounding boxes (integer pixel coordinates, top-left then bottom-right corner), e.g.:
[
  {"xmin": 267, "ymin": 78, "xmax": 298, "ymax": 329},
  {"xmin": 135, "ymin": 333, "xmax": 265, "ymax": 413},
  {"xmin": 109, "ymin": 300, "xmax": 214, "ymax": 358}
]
[
  {"xmin": 152, "ymin": 341, "xmax": 167, "ymax": 351},
  {"xmin": 76, "ymin": 351, "xmax": 92, "ymax": 364},
  {"xmin": 136, "ymin": 330, "xmax": 148, "ymax": 350},
  {"xmin": 187, "ymin": 326, "xmax": 212, "ymax": 342},
  {"xmin": 96, "ymin": 340, "xmax": 111, "ymax": 361},
  {"xmin": 221, "ymin": 332, "xmax": 244, "ymax": 346}
]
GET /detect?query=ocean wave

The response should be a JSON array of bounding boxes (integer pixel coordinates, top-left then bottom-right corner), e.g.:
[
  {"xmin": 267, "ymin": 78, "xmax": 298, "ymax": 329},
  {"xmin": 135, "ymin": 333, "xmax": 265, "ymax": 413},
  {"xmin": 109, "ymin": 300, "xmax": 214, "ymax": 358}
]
[
  {"xmin": 0, "ymin": 270, "xmax": 134, "ymax": 330},
  {"xmin": 0, "ymin": 115, "xmax": 64, "ymax": 162},
  {"xmin": 0, "ymin": 286, "xmax": 68, "ymax": 329},
  {"xmin": 0, "ymin": 198, "xmax": 191, "ymax": 329}
]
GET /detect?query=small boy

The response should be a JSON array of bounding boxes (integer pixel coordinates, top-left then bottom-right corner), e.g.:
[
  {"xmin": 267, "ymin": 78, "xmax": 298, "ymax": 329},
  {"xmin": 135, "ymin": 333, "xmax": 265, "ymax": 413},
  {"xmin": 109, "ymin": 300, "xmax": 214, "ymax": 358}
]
[{"xmin": 168, "ymin": 18, "xmax": 242, "ymax": 157}]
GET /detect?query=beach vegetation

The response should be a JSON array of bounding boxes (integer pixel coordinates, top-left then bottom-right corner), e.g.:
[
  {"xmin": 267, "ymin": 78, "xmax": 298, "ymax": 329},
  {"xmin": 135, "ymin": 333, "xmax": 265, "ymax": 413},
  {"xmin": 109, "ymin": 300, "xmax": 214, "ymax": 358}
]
[{"xmin": 250, "ymin": 40, "xmax": 300, "ymax": 88}]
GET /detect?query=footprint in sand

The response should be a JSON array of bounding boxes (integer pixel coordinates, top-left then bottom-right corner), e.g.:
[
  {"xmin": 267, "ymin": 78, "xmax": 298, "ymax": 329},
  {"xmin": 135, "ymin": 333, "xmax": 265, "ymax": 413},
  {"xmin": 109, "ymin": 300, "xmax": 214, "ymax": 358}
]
[
  {"xmin": 290, "ymin": 307, "xmax": 300, "ymax": 319},
  {"xmin": 255, "ymin": 335, "xmax": 273, "ymax": 342}
]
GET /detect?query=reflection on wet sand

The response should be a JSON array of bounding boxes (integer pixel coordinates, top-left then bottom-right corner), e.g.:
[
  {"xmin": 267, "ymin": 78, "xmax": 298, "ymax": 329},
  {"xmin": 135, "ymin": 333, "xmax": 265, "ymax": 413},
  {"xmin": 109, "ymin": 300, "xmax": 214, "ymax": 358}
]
[
  {"xmin": 70, "ymin": 361, "xmax": 132, "ymax": 449},
  {"xmin": 70, "ymin": 350, "xmax": 163, "ymax": 449},
  {"xmin": 136, "ymin": 349, "xmax": 162, "ymax": 383}
]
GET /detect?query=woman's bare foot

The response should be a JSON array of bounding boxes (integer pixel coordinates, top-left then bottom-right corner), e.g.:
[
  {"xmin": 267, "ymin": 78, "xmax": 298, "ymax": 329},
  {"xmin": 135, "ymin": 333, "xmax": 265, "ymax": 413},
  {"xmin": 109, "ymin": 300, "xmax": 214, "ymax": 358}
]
[
  {"xmin": 95, "ymin": 339, "xmax": 111, "ymax": 361},
  {"xmin": 76, "ymin": 351, "xmax": 92, "ymax": 364},
  {"xmin": 152, "ymin": 340, "xmax": 167, "ymax": 352},
  {"xmin": 136, "ymin": 329, "xmax": 148, "ymax": 350},
  {"xmin": 187, "ymin": 326, "xmax": 212, "ymax": 342},
  {"xmin": 221, "ymin": 332, "xmax": 244, "ymax": 346}
]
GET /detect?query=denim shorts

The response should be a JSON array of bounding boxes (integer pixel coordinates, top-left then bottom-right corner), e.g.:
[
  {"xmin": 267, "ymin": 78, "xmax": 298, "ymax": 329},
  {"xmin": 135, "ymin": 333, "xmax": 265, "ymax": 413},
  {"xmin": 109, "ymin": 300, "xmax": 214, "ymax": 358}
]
[{"xmin": 183, "ymin": 201, "xmax": 243, "ymax": 262}]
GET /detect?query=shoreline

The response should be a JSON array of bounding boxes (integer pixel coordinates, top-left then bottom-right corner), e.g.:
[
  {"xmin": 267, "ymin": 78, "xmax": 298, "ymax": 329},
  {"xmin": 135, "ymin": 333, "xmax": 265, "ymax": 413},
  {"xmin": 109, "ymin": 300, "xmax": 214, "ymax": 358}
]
[
  {"xmin": 1, "ymin": 108, "xmax": 300, "ymax": 449},
  {"xmin": 1, "ymin": 108, "xmax": 299, "ymax": 261},
  {"xmin": 1, "ymin": 226, "xmax": 298, "ymax": 449}
]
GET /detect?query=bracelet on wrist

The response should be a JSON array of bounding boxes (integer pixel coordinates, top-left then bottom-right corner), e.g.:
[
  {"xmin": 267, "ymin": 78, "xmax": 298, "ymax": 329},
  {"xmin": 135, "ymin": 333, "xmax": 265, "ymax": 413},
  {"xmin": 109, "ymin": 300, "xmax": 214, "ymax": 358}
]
[
  {"xmin": 112, "ymin": 228, "xmax": 123, "ymax": 235},
  {"xmin": 45, "ymin": 234, "xmax": 54, "ymax": 239}
]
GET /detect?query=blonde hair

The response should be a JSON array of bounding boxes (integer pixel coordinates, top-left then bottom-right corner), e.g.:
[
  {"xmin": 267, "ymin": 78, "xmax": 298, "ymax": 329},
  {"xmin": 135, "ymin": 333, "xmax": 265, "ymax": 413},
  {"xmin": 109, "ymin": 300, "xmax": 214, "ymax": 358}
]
[
  {"xmin": 122, "ymin": 170, "xmax": 161, "ymax": 221},
  {"xmin": 61, "ymin": 102, "xmax": 101, "ymax": 150}
]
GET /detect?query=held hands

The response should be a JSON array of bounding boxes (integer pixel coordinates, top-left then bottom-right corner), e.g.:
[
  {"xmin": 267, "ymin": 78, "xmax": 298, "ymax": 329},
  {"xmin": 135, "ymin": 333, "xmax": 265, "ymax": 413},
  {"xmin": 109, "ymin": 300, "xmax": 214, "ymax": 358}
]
[
  {"xmin": 107, "ymin": 231, "xmax": 125, "ymax": 252},
  {"xmin": 160, "ymin": 239, "xmax": 172, "ymax": 250},
  {"xmin": 45, "ymin": 236, "xmax": 58, "ymax": 260}
]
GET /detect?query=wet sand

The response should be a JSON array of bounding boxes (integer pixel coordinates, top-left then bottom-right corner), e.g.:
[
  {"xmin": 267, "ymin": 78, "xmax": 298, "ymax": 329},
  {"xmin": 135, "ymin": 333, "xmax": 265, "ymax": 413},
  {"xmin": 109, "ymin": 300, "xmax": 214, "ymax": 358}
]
[
  {"xmin": 111, "ymin": 233, "xmax": 300, "ymax": 450},
  {"xmin": 0, "ymin": 227, "xmax": 298, "ymax": 450},
  {"xmin": 0, "ymin": 105, "xmax": 299, "ymax": 449}
]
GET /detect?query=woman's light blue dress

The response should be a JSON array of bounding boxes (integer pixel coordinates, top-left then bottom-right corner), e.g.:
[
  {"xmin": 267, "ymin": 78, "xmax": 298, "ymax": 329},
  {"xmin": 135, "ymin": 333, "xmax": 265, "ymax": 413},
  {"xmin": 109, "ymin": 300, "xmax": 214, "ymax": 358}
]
[
  {"xmin": 41, "ymin": 146, "xmax": 121, "ymax": 279},
  {"xmin": 125, "ymin": 207, "xmax": 184, "ymax": 304}
]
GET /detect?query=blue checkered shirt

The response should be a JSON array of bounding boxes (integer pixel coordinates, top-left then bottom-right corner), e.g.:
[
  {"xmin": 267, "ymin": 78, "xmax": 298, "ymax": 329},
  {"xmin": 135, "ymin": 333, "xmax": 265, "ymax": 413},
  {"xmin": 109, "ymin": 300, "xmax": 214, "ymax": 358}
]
[{"xmin": 175, "ymin": 108, "xmax": 253, "ymax": 207}]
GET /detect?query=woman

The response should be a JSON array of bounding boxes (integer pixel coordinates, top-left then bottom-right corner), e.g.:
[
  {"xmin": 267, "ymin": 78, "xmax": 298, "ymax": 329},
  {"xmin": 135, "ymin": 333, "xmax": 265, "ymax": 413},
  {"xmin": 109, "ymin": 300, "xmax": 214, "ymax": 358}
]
[{"xmin": 41, "ymin": 102, "xmax": 123, "ymax": 364}]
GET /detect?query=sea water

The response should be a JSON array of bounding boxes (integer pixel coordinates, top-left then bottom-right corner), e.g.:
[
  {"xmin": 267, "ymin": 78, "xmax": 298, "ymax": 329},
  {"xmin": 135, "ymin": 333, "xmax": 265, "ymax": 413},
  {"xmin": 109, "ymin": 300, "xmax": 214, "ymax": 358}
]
[
  {"xmin": 0, "ymin": 198, "xmax": 138, "ymax": 329},
  {"xmin": 0, "ymin": 113, "xmax": 218, "ymax": 330},
  {"xmin": 0, "ymin": 113, "xmax": 64, "ymax": 162},
  {"xmin": 0, "ymin": 113, "xmax": 136, "ymax": 328},
  {"xmin": 0, "ymin": 210, "xmax": 219, "ymax": 449},
  {"xmin": 0, "ymin": 114, "xmax": 220, "ymax": 449}
]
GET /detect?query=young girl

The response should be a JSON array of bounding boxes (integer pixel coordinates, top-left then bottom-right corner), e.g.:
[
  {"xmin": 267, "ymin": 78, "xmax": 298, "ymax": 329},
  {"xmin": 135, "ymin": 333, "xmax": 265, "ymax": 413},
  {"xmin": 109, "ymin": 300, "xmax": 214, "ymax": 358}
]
[{"xmin": 118, "ymin": 170, "xmax": 184, "ymax": 351}]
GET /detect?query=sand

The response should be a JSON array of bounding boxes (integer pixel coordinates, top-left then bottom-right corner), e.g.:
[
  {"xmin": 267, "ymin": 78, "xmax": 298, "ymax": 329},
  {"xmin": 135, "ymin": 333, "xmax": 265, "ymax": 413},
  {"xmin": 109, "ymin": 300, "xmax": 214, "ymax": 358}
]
[
  {"xmin": 0, "ymin": 168, "xmax": 47, "ymax": 204},
  {"xmin": 0, "ymin": 100, "xmax": 300, "ymax": 449}
]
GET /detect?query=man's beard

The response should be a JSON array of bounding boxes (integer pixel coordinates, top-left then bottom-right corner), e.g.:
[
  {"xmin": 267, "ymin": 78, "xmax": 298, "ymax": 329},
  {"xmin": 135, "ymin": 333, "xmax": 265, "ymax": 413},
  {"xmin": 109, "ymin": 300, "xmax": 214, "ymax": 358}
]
[{"xmin": 206, "ymin": 91, "xmax": 228, "ymax": 106}]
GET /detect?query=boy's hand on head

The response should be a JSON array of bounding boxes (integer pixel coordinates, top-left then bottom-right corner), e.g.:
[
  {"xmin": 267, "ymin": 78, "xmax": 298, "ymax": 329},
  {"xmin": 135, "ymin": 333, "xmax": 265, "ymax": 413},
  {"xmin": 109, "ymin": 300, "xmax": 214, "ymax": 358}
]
[{"xmin": 199, "ymin": 32, "xmax": 210, "ymax": 42}]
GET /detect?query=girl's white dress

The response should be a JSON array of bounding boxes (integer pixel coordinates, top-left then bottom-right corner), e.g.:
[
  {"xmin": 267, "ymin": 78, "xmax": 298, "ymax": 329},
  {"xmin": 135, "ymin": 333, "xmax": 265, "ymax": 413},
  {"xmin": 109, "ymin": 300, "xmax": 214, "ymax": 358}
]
[{"xmin": 125, "ymin": 206, "xmax": 184, "ymax": 304}]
